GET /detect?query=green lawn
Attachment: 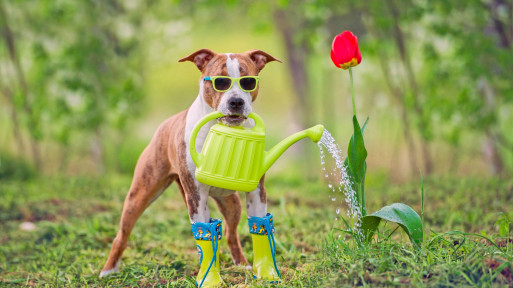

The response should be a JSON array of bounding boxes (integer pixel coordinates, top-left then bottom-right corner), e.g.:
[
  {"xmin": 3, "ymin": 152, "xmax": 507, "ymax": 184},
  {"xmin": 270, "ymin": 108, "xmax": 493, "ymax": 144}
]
[{"xmin": 1, "ymin": 174, "xmax": 512, "ymax": 287}]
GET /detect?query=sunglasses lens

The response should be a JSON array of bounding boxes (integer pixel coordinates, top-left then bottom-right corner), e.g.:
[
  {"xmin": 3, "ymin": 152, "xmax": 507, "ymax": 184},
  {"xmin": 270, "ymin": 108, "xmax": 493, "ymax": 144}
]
[
  {"xmin": 214, "ymin": 78, "xmax": 231, "ymax": 91},
  {"xmin": 240, "ymin": 77, "xmax": 257, "ymax": 91}
]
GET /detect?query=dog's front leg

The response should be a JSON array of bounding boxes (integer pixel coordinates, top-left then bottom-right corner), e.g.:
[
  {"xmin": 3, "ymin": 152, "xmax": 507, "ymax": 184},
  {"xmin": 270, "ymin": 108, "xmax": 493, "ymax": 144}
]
[
  {"xmin": 183, "ymin": 182, "xmax": 225, "ymax": 287},
  {"xmin": 187, "ymin": 182, "xmax": 211, "ymax": 223},
  {"xmin": 246, "ymin": 176, "xmax": 281, "ymax": 282},
  {"xmin": 246, "ymin": 184, "xmax": 267, "ymax": 218}
]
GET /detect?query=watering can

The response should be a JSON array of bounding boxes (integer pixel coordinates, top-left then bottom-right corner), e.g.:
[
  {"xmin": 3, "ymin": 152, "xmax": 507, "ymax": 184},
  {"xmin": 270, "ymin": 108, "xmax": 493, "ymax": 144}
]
[{"xmin": 189, "ymin": 111, "xmax": 324, "ymax": 192}]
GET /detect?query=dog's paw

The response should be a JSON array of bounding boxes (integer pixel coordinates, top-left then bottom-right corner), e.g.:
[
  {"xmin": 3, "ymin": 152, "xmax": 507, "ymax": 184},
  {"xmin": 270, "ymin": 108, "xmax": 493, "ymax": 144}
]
[
  {"xmin": 99, "ymin": 268, "xmax": 118, "ymax": 278},
  {"xmin": 99, "ymin": 261, "xmax": 120, "ymax": 278},
  {"xmin": 242, "ymin": 264, "xmax": 253, "ymax": 271}
]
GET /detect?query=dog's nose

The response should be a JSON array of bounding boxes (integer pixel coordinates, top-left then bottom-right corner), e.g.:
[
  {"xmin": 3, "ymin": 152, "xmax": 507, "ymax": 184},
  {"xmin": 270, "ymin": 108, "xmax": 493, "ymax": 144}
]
[{"xmin": 228, "ymin": 98, "xmax": 245, "ymax": 111}]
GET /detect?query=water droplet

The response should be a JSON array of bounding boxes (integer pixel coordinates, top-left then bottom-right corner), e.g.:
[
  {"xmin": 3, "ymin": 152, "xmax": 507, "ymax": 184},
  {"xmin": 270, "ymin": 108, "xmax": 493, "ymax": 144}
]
[{"xmin": 318, "ymin": 129, "xmax": 363, "ymax": 239}]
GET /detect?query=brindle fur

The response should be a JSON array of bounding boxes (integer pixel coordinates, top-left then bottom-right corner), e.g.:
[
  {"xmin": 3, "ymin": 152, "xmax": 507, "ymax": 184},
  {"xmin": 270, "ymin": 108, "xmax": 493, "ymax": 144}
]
[{"xmin": 100, "ymin": 49, "xmax": 281, "ymax": 276}]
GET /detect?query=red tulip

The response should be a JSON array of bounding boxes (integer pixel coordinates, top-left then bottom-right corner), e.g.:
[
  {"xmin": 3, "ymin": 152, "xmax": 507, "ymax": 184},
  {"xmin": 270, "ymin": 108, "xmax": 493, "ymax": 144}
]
[{"xmin": 331, "ymin": 31, "xmax": 362, "ymax": 70}]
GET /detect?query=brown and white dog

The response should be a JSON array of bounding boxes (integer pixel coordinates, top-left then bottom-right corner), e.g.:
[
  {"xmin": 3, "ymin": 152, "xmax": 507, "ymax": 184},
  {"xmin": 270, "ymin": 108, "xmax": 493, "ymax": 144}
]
[{"xmin": 100, "ymin": 49, "xmax": 281, "ymax": 277}]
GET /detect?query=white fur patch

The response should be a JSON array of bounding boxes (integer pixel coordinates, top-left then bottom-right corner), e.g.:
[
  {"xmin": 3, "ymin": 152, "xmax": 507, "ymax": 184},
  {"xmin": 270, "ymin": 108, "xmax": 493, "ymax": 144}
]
[
  {"xmin": 226, "ymin": 54, "xmax": 241, "ymax": 78},
  {"xmin": 191, "ymin": 183, "xmax": 211, "ymax": 223},
  {"xmin": 217, "ymin": 54, "xmax": 252, "ymax": 117},
  {"xmin": 99, "ymin": 260, "xmax": 120, "ymax": 278},
  {"xmin": 185, "ymin": 83, "xmax": 237, "ymax": 223},
  {"xmin": 246, "ymin": 185, "xmax": 267, "ymax": 217}
]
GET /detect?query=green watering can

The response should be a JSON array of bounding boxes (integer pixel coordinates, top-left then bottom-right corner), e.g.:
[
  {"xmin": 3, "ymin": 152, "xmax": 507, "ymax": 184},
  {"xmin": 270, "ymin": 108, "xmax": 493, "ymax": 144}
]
[{"xmin": 190, "ymin": 111, "xmax": 324, "ymax": 192}]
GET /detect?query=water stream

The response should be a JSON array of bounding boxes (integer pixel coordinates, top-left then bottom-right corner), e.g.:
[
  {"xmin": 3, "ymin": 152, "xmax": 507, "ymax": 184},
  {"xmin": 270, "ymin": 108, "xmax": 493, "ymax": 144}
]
[{"xmin": 318, "ymin": 129, "xmax": 363, "ymax": 239}]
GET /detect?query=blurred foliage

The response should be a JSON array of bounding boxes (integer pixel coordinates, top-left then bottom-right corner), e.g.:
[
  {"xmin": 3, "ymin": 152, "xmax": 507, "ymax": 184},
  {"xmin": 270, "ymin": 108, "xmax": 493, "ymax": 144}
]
[
  {"xmin": 0, "ymin": 151, "xmax": 35, "ymax": 180},
  {"xmin": 0, "ymin": 0, "xmax": 512, "ymax": 177},
  {"xmin": 114, "ymin": 138, "xmax": 147, "ymax": 175},
  {"xmin": 420, "ymin": 0, "xmax": 513, "ymax": 152},
  {"xmin": 1, "ymin": 0, "xmax": 146, "ymax": 170}
]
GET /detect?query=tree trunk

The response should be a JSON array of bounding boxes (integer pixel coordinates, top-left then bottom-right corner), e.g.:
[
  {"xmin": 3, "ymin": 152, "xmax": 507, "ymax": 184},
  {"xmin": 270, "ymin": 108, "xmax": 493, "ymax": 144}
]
[
  {"xmin": 0, "ymin": 85, "xmax": 25, "ymax": 155},
  {"xmin": 363, "ymin": 15, "xmax": 419, "ymax": 176},
  {"xmin": 482, "ymin": 130, "xmax": 504, "ymax": 175},
  {"xmin": 91, "ymin": 128, "xmax": 105, "ymax": 175},
  {"xmin": 273, "ymin": 9, "xmax": 316, "ymax": 177},
  {"xmin": 478, "ymin": 77, "xmax": 504, "ymax": 175},
  {"xmin": 273, "ymin": 10, "xmax": 311, "ymax": 130},
  {"xmin": 388, "ymin": 0, "xmax": 433, "ymax": 174},
  {"xmin": 0, "ymin": 1, "xmax": 41, "ymax": 169}
]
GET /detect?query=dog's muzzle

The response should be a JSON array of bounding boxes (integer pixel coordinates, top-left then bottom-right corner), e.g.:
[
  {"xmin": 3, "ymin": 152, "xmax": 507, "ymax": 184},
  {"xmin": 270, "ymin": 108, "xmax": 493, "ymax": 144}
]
[{"xmin": 219, "ymin": 114, "xmax": 247, "ymax": 126}]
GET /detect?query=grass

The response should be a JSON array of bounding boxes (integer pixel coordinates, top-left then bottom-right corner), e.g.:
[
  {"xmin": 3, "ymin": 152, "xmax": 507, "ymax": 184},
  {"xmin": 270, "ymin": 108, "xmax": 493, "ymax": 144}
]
[{"xmin": 1, "ymin": 173, "xmax": 512, "ymax": 287}]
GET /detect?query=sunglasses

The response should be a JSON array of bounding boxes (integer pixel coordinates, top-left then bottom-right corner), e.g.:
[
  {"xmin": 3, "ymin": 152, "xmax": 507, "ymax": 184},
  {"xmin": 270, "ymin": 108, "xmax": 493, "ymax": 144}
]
[{"xmin": 204, "ymin": 76, "xmax": 260, "ymax": 92}]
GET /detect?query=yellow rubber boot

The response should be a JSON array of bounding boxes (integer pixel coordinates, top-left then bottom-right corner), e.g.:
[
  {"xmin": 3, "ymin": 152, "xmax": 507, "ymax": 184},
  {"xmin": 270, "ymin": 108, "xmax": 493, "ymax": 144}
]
[
  {"xmin": 248, "ymin": 213, "xmax": 281, "ymax": 283},
  {"xmin": 192, "ymin": 219, "xmax": 223, "ymax": 288}
]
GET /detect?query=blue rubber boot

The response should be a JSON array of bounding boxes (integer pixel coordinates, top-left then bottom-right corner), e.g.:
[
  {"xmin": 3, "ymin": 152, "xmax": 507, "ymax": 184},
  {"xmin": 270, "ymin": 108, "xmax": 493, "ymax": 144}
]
[
  {"xmin": 191, "ymin": 219, "xmax": 223, "ymax": 288},
  {"xmin": 248, "ymin": 213, "xmax": 281, "ymax": 283}
]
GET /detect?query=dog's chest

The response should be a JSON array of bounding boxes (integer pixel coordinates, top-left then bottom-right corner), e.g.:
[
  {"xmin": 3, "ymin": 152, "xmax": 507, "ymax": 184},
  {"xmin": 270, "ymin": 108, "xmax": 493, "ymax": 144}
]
[{"xmin": 184, "ymin": 96, "xmax": 237, "ymax": 197}]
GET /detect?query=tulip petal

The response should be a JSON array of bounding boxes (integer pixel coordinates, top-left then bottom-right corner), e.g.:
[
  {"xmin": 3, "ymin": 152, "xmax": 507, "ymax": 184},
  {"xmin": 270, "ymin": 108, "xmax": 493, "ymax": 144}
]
[
  {"xmin": 331, "ymin": 35, "xmax": 353, "ymax": 65},
  {"xmin": 355, "ymin": 47, "xmax": 362, "ymax": 64},
  {"xmin": 353, "ymin": 34, "xmax": 362, "ymax": 64},
  {"xmin": 331, "ymin": 31, "xmax": 362, "ymax": 69}
]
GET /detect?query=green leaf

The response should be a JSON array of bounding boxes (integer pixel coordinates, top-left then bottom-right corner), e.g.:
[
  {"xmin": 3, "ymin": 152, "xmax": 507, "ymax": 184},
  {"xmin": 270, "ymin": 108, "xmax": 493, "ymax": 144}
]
[
  {"xmin": 361, "ymin": 203, "xmax": 424, "ymax": 248},
  {"xmin": 496, "ymin": 214, "xmax": 510, "ymax": 237},
  {"xmin": 344, "ymin": 117, "xmax": 369, "ymax": 215},
  {"xmin": 343, "ymin": 117, "xmax": 369, "ymax": 171},
  {"xmin": 346, "ymin": 116, "xmax": 368, "ymax": 184}
]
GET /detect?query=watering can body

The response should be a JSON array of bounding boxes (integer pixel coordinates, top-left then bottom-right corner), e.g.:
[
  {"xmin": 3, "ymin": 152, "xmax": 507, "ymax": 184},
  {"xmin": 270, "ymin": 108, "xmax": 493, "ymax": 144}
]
[{"xmin": 189, "ymin": 111, "xmax": 324, "ymax": 192}]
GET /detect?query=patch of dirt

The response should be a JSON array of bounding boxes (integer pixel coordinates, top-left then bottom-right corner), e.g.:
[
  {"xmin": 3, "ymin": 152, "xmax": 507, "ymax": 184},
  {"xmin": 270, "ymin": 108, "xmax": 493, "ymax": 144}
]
[
  {"xmin": 10, "ymin": 199, "xmax": 109, "ymax": 223},
  {"xmin": 224, "ymin": 275, "xmax": 245, "ymax": 286},
  {"xmin": 92, "ymin": 203, "xmax": 109, "ymax": 213},
  {"xmin": 294, "ymin": 241, "xmax": 317, "ymax": 253},
  {"xmin": 483, "ymin": 257, "xmax": 513, "ymax": 285},
  {"xmin": 95, "ymin": 236, "xmax": 114, "ymax": 244},
  {"xmin": 495, "ymin": 238, "xmax": 513, "ymax": 248},
  {"xmin": 481, "ymin": 237, "xmax": 513, "ymax": 247}
]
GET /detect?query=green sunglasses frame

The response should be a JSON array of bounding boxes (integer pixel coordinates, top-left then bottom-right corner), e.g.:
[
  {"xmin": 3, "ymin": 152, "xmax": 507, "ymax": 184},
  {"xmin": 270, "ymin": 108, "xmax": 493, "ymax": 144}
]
[{"xmin": 203, "ymin": 76, "xmax": 260, "ymax": 92}]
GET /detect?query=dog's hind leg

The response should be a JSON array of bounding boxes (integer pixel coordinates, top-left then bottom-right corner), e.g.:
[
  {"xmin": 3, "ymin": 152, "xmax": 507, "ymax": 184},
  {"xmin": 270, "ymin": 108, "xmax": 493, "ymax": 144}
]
[
  {"xmin": 100, "ymin": 148, "xmax": 174, "ymax": 278},
  {"xmin": 213, "ymin": 194, "xmax": 249, "ymax": 266}
]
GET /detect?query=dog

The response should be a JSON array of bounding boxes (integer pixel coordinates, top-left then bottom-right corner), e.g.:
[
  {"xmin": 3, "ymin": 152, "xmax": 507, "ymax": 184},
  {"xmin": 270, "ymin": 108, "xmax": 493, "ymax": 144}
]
[{"xmin": 100, "ymin": 49, "xmax": 281, "ymax": 278}]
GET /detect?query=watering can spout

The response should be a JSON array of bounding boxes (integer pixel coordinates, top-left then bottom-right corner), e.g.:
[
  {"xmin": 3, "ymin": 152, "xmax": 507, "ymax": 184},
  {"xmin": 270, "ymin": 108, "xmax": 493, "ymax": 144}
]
[{"xmin": 261, "ymin": 124, "xmax": 325, "ymax": 175}]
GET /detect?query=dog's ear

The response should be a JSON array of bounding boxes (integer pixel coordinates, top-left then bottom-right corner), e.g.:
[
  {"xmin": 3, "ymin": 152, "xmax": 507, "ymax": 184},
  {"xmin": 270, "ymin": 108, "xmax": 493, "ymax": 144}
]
[
  {"xmin": 245, "ymin": 50, "xmax": 282, "ymax": 72},
  {"xmin": 178, "ymin": 49, "xmax": 217, "ymax": 72}
]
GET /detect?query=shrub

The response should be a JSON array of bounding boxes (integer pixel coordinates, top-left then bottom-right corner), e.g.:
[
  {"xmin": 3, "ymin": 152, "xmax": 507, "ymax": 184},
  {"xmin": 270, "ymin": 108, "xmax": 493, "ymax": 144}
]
[{"xmin": 0, "ymin": 152, "xmax": 36, "ymax": 180}]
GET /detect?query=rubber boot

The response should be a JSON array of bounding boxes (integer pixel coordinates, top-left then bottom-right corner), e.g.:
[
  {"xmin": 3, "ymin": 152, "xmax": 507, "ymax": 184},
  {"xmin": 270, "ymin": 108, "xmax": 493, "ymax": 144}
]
[
  {"xmin": 248, "ymin": 213, "xmax": 281, "ymax": 283},
  {"xmin": 191, "ymin": 218, "xmax": 223, "ymax": 288}
]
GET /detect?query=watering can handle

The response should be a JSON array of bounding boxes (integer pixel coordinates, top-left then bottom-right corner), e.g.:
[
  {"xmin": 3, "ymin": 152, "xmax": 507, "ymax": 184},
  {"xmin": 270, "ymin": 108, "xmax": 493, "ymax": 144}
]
[
  {"xmin": 189, "ymin": 111, "xmax": 223, "ymax": 167},
  {"xmin": 246, "ymin": 112, "xmax": 266, "ymax": 133},
  {"xmin": 189, "ymin": 111, "xmax": 266, "ymax": 167}
]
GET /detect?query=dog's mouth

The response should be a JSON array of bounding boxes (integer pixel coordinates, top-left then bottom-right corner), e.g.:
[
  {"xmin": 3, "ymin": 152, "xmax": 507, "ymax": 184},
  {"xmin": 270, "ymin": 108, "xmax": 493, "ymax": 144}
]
[{"xmin": 219, "ymin": 114, "xmax": 247, "ymax": 126}]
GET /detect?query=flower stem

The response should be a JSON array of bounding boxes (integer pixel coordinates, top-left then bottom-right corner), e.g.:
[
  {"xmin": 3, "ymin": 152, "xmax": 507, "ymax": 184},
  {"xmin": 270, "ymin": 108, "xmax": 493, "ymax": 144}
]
[{"xmin": 349, "ymin": 67, "xmax": 356, "ymax": 116}]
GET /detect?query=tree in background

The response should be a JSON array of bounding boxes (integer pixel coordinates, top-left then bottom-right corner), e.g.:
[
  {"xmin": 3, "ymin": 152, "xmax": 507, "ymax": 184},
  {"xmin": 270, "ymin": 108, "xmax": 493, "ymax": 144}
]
[
  {"xmin": 0, "ymin": 0, "xmax": 144, "ymax": 172},
  {"xmin": 1, "ymin": 0, "xmax": 510, "ymax": 177},
  {"xmin": 359, "ymin": 0, "xmax": 434, "ymax": 175},
  {"xmin": 422, "ymin": 0, "xmax": 513, "ymax": 175}
]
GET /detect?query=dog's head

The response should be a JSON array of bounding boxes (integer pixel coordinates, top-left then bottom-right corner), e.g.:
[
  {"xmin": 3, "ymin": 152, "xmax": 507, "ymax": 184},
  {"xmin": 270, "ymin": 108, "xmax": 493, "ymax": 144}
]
[{"xmin": 179, "ymin": 49, "xmax": 281, "ymax": 126}]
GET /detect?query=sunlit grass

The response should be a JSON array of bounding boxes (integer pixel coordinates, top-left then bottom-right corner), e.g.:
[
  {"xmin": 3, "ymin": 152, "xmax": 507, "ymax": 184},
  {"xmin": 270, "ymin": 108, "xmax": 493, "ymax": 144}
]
[{"xmin": 0, "ymin": 174, "xmax": 511, "ymax": 287}]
